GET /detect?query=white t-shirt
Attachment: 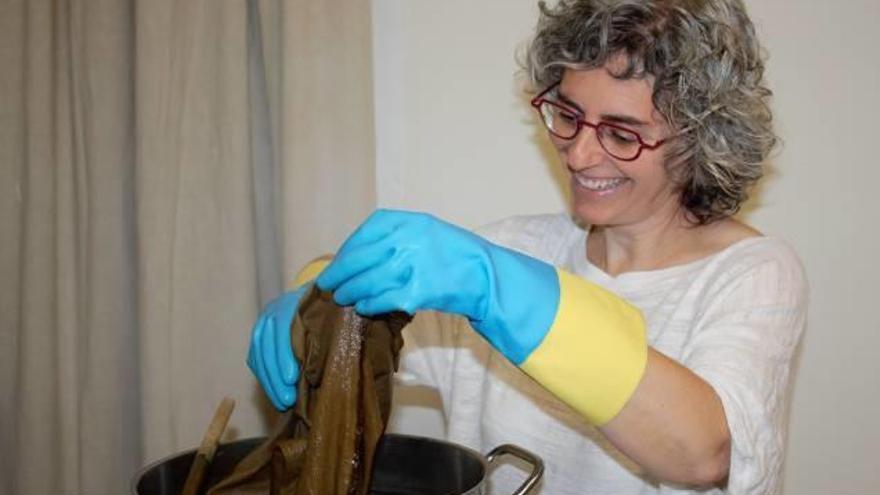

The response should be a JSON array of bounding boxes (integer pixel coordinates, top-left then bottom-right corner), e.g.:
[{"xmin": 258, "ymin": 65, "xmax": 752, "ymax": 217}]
[{"xmin": 396, "ymin": 213, "xmax": 808, "ymax": 495}]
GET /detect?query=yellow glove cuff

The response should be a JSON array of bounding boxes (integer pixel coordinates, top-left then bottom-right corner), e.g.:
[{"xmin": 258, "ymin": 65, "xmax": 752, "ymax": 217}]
[
  {"xmin": 291, "ymin": 256, "xmax": 333, "ymax": 289},
  {"xmin": 520, "ymin": 269, "xmax": 648, "ymax": 425}
]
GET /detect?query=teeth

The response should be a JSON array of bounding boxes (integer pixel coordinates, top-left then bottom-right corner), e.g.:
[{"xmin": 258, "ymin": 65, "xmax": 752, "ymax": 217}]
[{"xmin": 575, "ymin": 176, "xmax": 627, "ymax": 191}]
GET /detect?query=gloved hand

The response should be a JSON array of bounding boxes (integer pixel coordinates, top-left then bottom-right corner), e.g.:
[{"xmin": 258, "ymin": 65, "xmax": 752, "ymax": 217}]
[
  {"xmin": 316, "ymin": 209, "xmax": 560, "ymax": 364},
  {"xmin": 250, "ymin": 209, "xmax": 647, "ymax": 425},
  {"xmin": 248, "ymin": 258, "xmax": 331, "ymax": 410},
  {"xmin": 247, "ymin": 285, "xmax": 306, "ymax": 410}
]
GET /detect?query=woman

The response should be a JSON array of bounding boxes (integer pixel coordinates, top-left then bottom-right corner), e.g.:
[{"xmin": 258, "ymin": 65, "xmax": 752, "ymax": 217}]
[{"xmin": 248, "ymin": 1, "xmax": 807, "ymax": 493}]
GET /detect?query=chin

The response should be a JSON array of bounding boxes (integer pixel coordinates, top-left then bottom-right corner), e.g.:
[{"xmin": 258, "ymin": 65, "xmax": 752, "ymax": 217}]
[
  {"xmin": 569, "ymin": 180, "xmax": 633, "ymax": 228},
  {"xmin": 571, "ymin": 203, "xmax": 619, "ymax": 228}
]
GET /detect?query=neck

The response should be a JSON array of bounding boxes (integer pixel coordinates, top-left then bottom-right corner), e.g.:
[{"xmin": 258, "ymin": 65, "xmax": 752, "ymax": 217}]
[{"xmin": 588, "ymin": 207, "xmax": 698, "ymax": 276}]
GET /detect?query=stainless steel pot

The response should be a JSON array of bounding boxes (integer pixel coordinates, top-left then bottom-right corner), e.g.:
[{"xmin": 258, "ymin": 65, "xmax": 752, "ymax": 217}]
[{"xmin": 132, "ymin": 433, "xmax": 543, "ymax": 495}]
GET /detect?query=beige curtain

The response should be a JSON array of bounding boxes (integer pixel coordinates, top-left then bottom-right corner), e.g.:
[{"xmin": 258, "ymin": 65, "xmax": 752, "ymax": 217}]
[{"xmin": 0, "ymin": 1, "xmax": 376, "ymax": 494}]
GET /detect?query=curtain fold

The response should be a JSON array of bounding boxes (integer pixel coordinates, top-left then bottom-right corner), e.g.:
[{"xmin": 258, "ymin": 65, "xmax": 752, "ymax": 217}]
[
  {"xmin": 134, "ymin": 0, "xmax": 262, "ymax": 463},
  {"xmin": 0, "ymin": 1, "xmax": 376, "ymax": 494},
  {"xmin": 1, "ymin": 1, "xmax": 140, "ymax": 493},
  {"xmin": 279, "ymin": 0, "xmax": 377, "ymax": 277}
]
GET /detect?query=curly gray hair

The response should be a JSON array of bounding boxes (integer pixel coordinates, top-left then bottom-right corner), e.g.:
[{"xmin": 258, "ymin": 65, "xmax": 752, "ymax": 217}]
[{"xmin": 524, "ymin": 0, "xmax": 777, "ymax": 224}]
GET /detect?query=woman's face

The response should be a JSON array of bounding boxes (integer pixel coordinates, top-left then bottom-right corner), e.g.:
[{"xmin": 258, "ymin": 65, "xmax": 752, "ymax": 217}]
[{"xmin": 552, "ymin": 65, "xmax": 681, "ymax": 230}]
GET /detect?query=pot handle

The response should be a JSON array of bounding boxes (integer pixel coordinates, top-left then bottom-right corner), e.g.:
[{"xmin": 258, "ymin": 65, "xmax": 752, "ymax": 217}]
[{"xmin": 486, "ymin": 444, "xmax": 544, "ymax": 495}]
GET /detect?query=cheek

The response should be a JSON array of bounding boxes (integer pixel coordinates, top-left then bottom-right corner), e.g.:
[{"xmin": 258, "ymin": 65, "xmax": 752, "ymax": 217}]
[
  {"xmin": 642, "ymin": 153, "xmax": 675, "ymax": 185},
  {"xmin": 656, "ymin": 157, "xmax": 691, "ymax": 198},
  {"xmin": 646, "ymin": 166, "xmax": 673, "ymax": 190},
  {"xmin": 628, "ymin": 158, "xmax": 680, "ymax": 206},
  {"xmin": 552, "ymin": 140, "xmax": 571, "ymax": 163}
]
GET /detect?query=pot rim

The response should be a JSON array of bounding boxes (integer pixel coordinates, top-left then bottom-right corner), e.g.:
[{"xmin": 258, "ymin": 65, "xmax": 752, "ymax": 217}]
[
  {"xmin": 131, "ymin": 433, "xmax": 487, "ymax": 493},
  {"xmin": 131, "ymin": 433, "xmax": 543, "ymax": 495}
]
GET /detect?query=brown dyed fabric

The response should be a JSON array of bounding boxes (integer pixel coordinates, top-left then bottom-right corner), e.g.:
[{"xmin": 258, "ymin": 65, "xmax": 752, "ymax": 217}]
[{"xmin": 208, "ymin": 289, "xmax": 409, "ymax": 495}]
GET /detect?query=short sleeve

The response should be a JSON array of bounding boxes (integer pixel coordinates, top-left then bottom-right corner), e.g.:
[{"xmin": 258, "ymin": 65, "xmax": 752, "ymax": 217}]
[
  {"xmin": 682, "ymin": 244, "xmax": 808, "ymax": 494},
  {"xmin": 474, "ymin": 213, "xmax": 578, "ymax": 263}
]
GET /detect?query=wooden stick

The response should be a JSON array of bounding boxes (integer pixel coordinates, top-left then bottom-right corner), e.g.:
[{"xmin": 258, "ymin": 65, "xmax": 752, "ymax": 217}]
[{"xmin": 181, "ymin": 397, "xmax": 236, "ymax": 495}]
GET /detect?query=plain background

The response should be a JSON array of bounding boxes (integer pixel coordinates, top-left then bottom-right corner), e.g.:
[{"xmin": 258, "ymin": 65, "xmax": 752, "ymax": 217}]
[{"xmin": 372, "ymin": 0, "xmax": 880, "ymax": 493}]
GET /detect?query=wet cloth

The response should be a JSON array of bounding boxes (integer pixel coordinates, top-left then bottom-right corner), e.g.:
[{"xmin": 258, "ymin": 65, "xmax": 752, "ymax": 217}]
[
  {"xmin": 209, "ymin": 288, "xmax": 408, "ymax": 495},
  {"xmin": 397, "ymin": 213, "xmax": 807, "ymax": 494}
]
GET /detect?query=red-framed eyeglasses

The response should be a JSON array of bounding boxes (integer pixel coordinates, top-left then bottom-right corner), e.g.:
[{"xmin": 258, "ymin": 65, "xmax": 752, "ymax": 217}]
[{"xmin": 530, "ymin": 82, "xmax": 671, "ymax": 162}]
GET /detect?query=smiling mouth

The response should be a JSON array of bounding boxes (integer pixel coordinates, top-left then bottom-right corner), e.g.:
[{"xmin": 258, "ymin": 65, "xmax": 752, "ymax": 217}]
[{"xmin": 573, "ymin": 175, "xmax": 629, "ymax": 192}]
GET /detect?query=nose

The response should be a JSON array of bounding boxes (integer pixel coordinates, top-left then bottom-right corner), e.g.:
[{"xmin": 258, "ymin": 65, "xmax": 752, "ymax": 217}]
[{"xmin": 562, "ymin": 126, "xmax": 605, "ymax": 172}]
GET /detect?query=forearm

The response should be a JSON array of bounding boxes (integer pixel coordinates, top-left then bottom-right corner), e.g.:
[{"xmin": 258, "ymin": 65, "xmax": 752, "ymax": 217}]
[
  {"xmin": 511, "ymin": 268, "xmax": 729, "ymax": 487},
  {"xmin": 600, "ymin": 349, "xmax": 730, "ymax": 488}
]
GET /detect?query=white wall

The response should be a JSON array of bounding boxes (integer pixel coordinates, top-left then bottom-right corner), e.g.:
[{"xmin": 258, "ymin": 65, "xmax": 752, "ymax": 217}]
[
  {"xmin": 371, "ymin": 0, "xmax": 567, "ymax": 226},
  {"xmin": 372, "ymin": 1, "xmax": 880, "ymax": 493}
]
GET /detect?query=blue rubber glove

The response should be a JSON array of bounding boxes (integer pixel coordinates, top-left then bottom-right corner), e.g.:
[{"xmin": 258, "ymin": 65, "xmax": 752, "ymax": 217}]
[
  {"xmin": 316, "ymin": 209, "xmax": 561, "ymax": 364},
  {"xmin": 246, "ymin": 285, "xmax": 306, "ymax": 410}
]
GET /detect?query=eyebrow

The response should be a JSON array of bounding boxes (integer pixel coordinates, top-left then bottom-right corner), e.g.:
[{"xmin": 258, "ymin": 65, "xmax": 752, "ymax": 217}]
[{"xmin": 556, "ymin": 89, "xmax": 651, "ymax": 128}]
